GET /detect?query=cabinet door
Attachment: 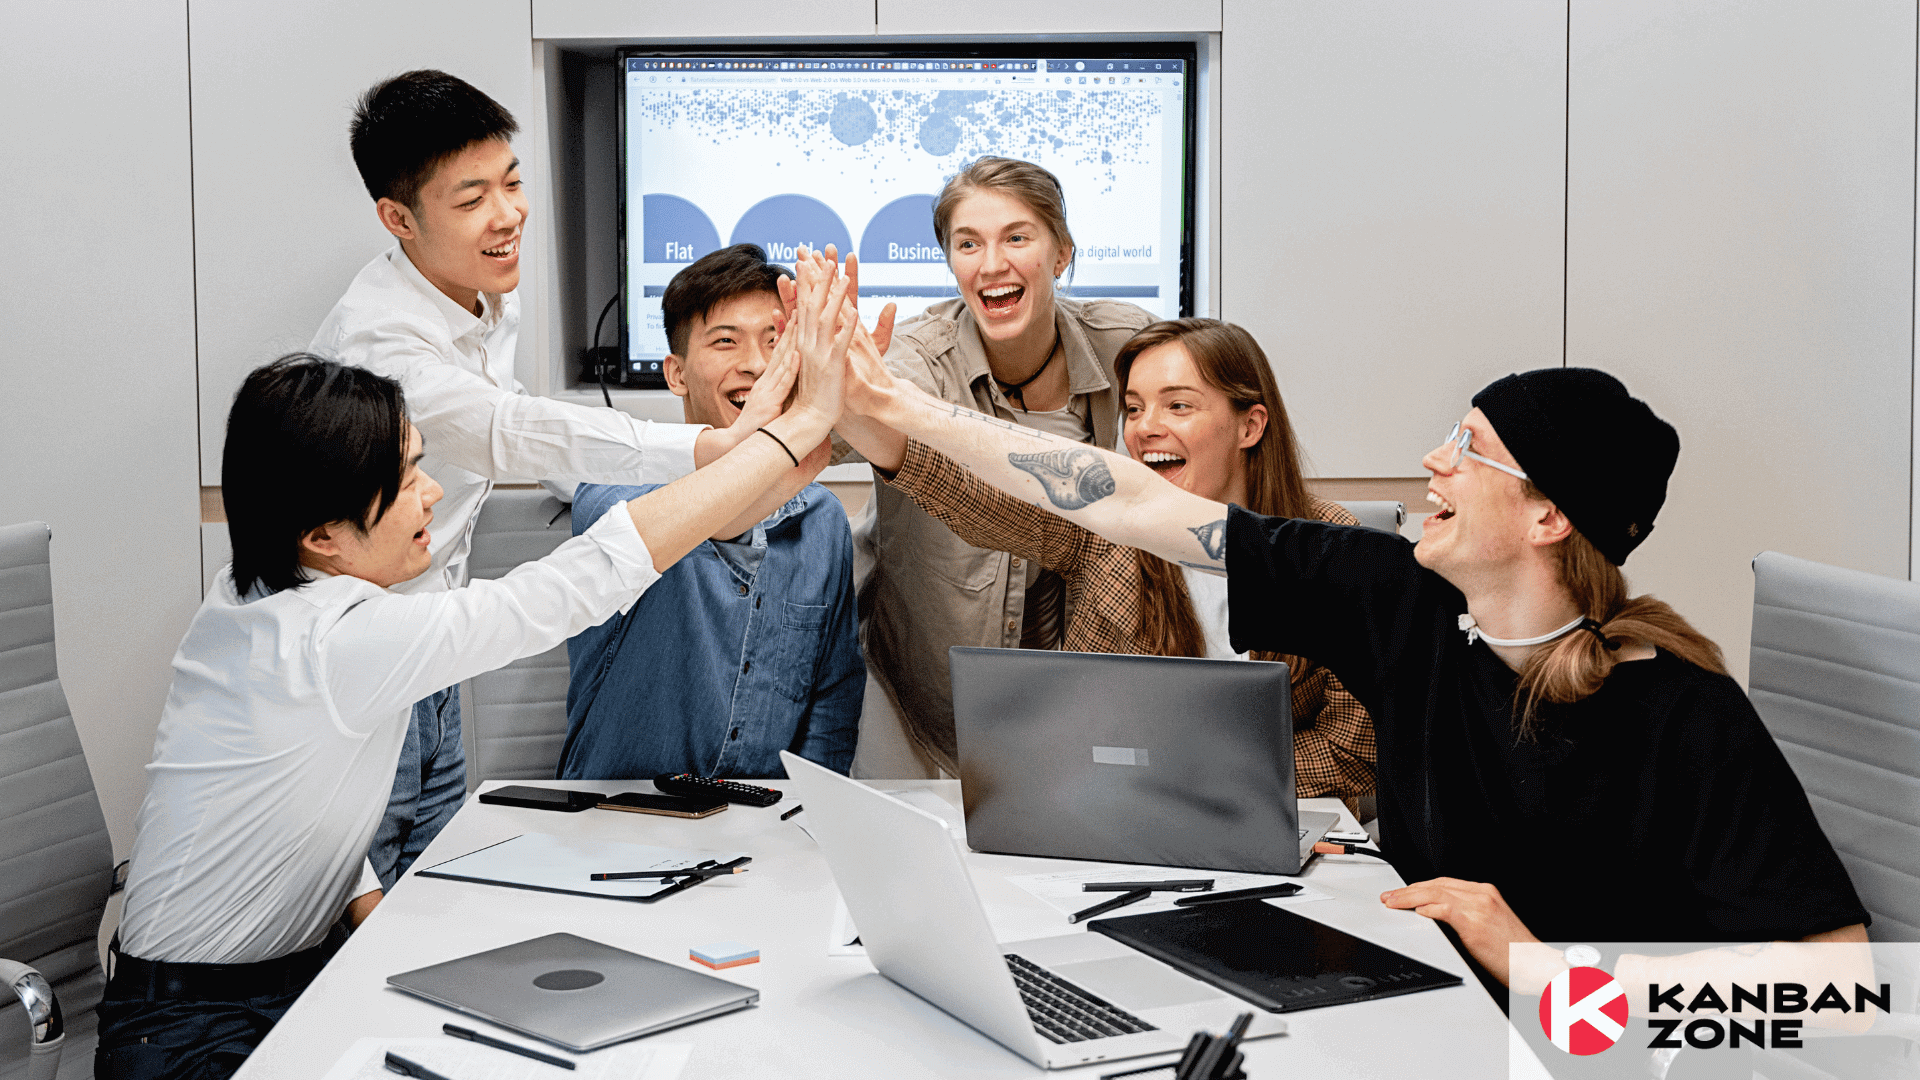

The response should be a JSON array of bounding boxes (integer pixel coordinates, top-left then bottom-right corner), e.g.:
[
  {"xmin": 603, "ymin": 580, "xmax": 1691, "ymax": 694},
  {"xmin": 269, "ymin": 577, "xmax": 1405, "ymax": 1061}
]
[
  {"xmin": 190, "ymin": 0, "xmax": 533, "ymax": 484},
  {"xmin": 1567, "ymin": 0, "xmax": 1914, "ymax": 682},
  {"xmin": 1220, "ymin": 0, "xmax": 1566, "ymax": 479}
]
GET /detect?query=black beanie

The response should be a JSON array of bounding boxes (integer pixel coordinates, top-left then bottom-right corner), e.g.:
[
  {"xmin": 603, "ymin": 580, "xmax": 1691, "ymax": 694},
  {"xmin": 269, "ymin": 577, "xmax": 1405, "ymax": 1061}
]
[{"xmin": 1470, "ymin": 368, "xmax": 1679, "ymax": 566}]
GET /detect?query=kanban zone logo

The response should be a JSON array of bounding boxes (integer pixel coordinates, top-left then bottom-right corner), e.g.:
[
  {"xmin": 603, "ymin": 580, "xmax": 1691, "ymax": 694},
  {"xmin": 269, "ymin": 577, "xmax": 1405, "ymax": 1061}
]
[{"xmin": 1540, "ymin": 967, "xmax": 1629, "ymax": 1055}]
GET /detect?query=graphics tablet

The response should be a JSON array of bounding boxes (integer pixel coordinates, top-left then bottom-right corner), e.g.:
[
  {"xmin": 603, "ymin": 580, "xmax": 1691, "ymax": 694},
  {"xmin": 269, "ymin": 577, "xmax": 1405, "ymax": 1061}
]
[
  {"xmin": 387, "ymin": 932, "xmax": 757, "ymax": 1050},
  {"xmin": 1089, "ymin": 901, "xmax": 1462, "ymax": 1012}
]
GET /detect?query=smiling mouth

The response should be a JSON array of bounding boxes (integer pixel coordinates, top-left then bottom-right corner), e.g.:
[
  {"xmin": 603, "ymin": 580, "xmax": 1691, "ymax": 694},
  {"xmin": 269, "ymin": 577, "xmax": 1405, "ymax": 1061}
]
[
  {"xmin": 725, "ymin": 388, "xmax": 750, "ymax": 415},
  {"xmin": 1426, "ymin": 490, "xmax": 1456, "ymax": 521},
  {"xmin": 482, "ymin": 237, "xmax": 519, "ymax": 260},
  {"xmin": 1142, "ymin": 450, "xmax": 1186, "ymax": 475},
  {"xmin": 979, "ymin": 283, "xmax": 1023, "ymax": 315}
]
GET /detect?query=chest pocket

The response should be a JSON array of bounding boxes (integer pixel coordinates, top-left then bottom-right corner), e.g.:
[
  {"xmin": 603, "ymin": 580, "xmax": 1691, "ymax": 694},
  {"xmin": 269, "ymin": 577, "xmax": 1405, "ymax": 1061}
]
[
  {"xmin": 772, "ymin": 601, "xmax": 829, "ymax": 702},
  {"xmin": 911, "ymin": 537, "xmax": 997, "ymax": 592}
]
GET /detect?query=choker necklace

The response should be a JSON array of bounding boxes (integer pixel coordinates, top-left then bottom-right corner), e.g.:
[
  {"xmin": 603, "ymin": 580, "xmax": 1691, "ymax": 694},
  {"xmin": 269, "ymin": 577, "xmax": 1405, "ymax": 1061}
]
[
  {"xmin": 1458, "ymin": 612, "xmax": 1588, "ymax": 648},
  {"xmin": 995, "ymin": 329, "xmax": 1061, "ymax": 412}
]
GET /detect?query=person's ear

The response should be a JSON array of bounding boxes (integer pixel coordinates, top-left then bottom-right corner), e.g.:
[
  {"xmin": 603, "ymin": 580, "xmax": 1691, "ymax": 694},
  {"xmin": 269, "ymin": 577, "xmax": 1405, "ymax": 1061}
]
[
  {"xmin": 662, "ymin": 354, "xmax": 691, "ymax": 398},
  {"xmin": 376, "ymin": 197, "xmax": 417, "ymax": 241},
  {"xmin": 1528, "ymin": 502, "xmax": 1574, "ymax": 548},
  {"xmin": 1054, "ymin": 243, "xmax": 1074, "ymax": 280},
  {"xmin": 1237, "ymin": 404, "xmax": 1269, "ymax": 451},
  {"xmin": 299, "ymin": 521, "xmax": 347, "ymax": 561}
]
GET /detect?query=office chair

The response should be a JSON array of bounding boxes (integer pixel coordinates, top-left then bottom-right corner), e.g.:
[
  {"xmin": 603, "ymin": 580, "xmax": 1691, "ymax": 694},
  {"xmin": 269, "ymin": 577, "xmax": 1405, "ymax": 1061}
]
[
  {"xmin": 0, "ymin": 522, "xmax": 115, "ymax": 1080},
  {"xmin": 1749, "ymin": 551, "xmax": 1920, "ymax": 1073},
  {"xmin": 458, "ymin": 490, "xmax": 575, "ymax": 785},
  {"xmin": 1333, "ymin": 500, "xmax": 1405, "ymax": 536}
]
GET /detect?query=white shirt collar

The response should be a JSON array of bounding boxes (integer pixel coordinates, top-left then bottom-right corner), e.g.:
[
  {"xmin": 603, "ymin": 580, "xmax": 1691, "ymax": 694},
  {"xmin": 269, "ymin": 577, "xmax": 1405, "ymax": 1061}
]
[{"xmin": 388, "ymin": 243, "xmax": 502, "ymax": 342}]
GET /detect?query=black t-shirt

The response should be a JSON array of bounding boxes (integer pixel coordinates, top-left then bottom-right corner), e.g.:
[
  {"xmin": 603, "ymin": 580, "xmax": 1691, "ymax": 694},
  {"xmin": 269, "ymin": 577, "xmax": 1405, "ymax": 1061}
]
[{"xmin": 1225, "ymin": 507, "xmax": 1868, "ymax": 944}]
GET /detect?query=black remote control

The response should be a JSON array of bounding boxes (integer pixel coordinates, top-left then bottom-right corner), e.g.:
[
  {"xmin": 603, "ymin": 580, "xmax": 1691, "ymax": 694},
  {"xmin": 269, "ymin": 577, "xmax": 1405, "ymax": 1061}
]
[{"xmin": 654, "ymin": 773, "xmax": 784, "ymax": 808}]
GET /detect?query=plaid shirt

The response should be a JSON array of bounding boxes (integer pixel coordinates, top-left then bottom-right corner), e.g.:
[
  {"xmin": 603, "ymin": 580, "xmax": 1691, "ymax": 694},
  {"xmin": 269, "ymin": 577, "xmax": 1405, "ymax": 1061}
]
[{"xmin": 887, "ymin": 439, "xmax": 1377, "ymax": 799}]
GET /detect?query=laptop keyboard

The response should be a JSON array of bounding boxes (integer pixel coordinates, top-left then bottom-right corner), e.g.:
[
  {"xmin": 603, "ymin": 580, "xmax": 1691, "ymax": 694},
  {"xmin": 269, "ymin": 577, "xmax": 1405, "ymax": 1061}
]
[{"xmin": 1005, "ymin": 954, "xmax": 1157, "ymax": 1043}]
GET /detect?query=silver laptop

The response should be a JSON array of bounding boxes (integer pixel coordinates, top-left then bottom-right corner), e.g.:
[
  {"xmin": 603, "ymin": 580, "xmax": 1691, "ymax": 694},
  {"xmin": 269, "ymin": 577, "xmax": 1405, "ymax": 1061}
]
[
  {"xmin": 387, "ymin": 932, "xmax": 757, "ymax": 1051},
  {"xmin": 780, "ymin": 751, "xmax": 1286, "ymax": 1071},
  {"xmin": 950, "ymin": 648, "xmax": 1339, "ymax": 875}
]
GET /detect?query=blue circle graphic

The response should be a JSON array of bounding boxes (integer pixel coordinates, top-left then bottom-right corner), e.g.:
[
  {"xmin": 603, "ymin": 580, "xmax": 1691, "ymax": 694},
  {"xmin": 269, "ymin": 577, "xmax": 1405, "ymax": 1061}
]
[
  {"xmin": 729, "ymin": 194, "xmax": 854, "ymax": 262},
  {"xmin": 830, "ymin": 97, "xmax": 877, "ymax": 145}
]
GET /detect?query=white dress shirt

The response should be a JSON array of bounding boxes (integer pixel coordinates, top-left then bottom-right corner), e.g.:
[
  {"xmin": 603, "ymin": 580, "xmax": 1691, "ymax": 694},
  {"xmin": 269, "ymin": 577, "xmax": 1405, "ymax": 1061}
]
[
  {"xmin": 309, "ymin": 244, "xmax": 702, "ymax": 593},
  {"xmin": 117, "ymin": 505, "xmax": 659, "ymax": 965}
]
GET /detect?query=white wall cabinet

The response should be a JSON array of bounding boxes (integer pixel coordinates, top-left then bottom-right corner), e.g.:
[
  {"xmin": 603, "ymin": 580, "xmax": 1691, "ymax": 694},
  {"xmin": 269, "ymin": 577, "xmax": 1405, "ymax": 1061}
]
[
  {"xmin": 1, "ymin": 2, "xmax": 202, "ymax": 855},
  {"xmin": 189, "ymin": 0, "xmax": 535, "ymax": 485},
  {"xmin": 1219, "ymin": 0, "xmax": 1569, "ymax": 480},
  {"xmin": 1566, "ymin": 0, "xmax": 1915, "ymax": 682}
]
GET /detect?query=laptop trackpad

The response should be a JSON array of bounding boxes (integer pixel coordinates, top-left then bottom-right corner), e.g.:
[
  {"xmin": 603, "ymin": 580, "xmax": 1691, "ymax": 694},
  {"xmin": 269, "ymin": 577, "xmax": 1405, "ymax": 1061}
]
[{"xmin": 1052, "ymin": 956, "xmax": 1219, "ymax": 1012}]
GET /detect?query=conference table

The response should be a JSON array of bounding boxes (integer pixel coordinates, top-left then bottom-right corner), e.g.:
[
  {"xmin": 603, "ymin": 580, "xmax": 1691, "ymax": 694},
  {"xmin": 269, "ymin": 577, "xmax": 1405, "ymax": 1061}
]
[{"xmin": 234, "ymin": 779, "xmax": 1549, "ymax": 1080}]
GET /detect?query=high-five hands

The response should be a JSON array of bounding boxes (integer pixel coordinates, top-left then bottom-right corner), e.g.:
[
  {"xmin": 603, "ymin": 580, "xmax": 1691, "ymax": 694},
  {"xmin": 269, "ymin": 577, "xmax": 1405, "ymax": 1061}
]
[{"xmin": 785, "ymin": 250, "xmax": 857, "ymax": 430}]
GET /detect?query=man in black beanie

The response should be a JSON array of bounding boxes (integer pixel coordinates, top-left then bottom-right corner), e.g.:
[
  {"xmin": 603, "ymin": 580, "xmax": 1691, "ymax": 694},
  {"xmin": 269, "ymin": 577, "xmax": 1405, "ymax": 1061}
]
[{"xmin": 837, "ymin": 357, "xmax": 1869, "ymax": 1012}]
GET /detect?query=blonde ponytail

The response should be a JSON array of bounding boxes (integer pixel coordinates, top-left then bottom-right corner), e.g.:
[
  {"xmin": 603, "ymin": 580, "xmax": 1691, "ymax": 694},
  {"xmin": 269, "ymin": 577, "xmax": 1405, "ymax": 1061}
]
[{"xmin": 1515, "ymin": 520, "xmax": 1726, "ymax": 735}]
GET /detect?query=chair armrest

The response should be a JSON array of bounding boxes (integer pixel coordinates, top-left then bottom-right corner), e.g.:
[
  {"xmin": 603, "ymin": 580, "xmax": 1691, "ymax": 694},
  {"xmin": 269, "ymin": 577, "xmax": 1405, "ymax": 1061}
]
[{"xmin": 0, "ymin": 958, "xmax": 65, "ymax": 1080}]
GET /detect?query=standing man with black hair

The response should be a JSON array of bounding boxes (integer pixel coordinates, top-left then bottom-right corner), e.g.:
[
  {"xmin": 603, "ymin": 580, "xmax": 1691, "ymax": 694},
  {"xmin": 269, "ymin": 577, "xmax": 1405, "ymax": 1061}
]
[
  {"xmin": 309, "ymin": 71, "xmax": 803, "ymax": 903},
  {"xmin": 558, "ymin": 245, "xmax": 862, "ymax": 781}
]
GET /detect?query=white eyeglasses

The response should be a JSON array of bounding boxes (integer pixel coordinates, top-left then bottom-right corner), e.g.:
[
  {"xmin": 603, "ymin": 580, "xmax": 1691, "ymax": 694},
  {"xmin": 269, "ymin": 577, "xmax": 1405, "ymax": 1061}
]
[{"xmin": 1442, "ymin": 422, "xmax": 1529, "ymax": 481}]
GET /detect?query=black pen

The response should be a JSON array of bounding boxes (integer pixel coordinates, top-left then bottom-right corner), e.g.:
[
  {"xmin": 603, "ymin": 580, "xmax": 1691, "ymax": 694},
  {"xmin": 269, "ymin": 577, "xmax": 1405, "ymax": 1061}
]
[
  {"xmin": 385, "ymin": 1052, "xmax": 456, "ymax": 1080},
  {"xmin": 779, "ymin": 804, "xmax": 804, "ymax": 821},
  {"xmin": 644, "ymin": 855, "xmax": 753, "ymax": 901},
  {"xmin": 443, "ymin": 1024, "xmax": 575, "ymax": 1069},
  {"xmin": 1173, "ymin": 882, "xmax": 1303, "ymax": 907},
  {"xmin": 1069, "ymin": 887, "xmax": 1151, "ymax": 924},
  {"xmin": 590, "ymin": 859, "xmax": 717, "ymax": 882},
  {"xmin": 1083, "ymin": 879, "xmax": 1213, "ymax": 893}
]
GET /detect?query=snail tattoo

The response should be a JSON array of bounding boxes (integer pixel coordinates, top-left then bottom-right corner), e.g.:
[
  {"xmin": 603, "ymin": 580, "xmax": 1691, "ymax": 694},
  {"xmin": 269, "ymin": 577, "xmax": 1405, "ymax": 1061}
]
[{"xmin": 1008, "ymin": 448, "xmax": 1117, "ymax": 511}]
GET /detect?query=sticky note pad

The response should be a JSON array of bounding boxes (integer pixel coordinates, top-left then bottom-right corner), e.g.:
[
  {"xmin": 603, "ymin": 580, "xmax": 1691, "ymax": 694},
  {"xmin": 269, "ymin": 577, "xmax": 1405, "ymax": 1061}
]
[{"xmin": 690, "ymin": 941, "xmax": 759, "ymax": 969}]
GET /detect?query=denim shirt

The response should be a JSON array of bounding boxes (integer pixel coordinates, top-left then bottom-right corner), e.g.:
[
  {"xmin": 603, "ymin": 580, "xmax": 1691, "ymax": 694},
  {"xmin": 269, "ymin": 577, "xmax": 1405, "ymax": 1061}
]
[{"xmin": 557, "ymin": 483, "xmax": 862, "ymax": 779}]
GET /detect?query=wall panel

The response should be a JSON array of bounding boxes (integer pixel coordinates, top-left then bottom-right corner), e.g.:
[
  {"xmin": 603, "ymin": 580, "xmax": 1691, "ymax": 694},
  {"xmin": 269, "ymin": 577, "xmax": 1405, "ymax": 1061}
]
[
  {"xmin": 190, "ymin": 0, "xmax": 534, "ymax": 485},
  {"xmin": 1220, "ymin": 0, "xmax": 1567, "ymax": 479},
  {"xmin": 1567, "ymin": 0, "xmax": 1914, "ymax": 684},
  {"xmin": 536, "ymin": 1, "xmax": 875, "ymax": 39},
  {"xmin": 877, "ymin": 0, "xmax": 1220, "ymax": 35},
  {"xmin": 0, "ymin": 1, "xmax": 201, "ymax": 856}
]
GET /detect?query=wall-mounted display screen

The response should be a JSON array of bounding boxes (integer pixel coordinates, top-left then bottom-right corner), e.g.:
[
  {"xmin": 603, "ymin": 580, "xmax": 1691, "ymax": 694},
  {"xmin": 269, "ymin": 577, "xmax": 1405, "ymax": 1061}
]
[{"xmin": 618, "ymin": 47, "xmax": 1196, "ymax": 384}]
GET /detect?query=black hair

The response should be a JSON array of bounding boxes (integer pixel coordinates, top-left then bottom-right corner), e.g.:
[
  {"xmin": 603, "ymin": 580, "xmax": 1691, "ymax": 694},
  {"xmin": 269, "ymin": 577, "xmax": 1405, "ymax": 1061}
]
[
  {"xmin": 660, "ymin": 244, "xmax": 792, "ymax": 357},
  {"xmin": 224, "ymin": 354, "xmax": 410, "ymax": 597},
  {"xmin": 350, "ymin": 69, "xmax": 519, "ymax": 210}
]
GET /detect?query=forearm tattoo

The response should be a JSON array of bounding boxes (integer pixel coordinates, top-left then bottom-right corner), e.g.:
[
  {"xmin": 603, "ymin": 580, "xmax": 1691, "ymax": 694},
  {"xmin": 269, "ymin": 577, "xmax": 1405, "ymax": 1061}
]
[
  {"xmin": 1008, "ymin": 448, "xmax": 1118, "ymax": 511},
  {"xmin": 1189, "ymin": 519, "xmax": 1227, "ymax": 562}
]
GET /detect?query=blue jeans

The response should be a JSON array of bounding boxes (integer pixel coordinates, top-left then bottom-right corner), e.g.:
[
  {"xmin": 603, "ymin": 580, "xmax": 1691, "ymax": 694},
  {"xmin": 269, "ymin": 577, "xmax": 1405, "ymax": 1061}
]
[{"xmin": 368, "ymin": 685, "xmax": 464, "ymax": 890}]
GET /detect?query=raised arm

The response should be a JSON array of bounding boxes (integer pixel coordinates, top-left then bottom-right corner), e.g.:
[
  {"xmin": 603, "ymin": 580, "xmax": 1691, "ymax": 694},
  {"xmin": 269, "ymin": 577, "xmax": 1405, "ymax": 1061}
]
[{"xmin": 846, "ymin": 346, "xmax": 1229, "ymax": 574}]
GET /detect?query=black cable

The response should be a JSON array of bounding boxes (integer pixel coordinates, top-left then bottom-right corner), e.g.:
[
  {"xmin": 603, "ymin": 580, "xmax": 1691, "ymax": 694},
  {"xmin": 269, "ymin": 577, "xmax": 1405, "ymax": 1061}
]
[{"xmin": 591, "ymin": 290, "xmax": 620, "ymax": 408}]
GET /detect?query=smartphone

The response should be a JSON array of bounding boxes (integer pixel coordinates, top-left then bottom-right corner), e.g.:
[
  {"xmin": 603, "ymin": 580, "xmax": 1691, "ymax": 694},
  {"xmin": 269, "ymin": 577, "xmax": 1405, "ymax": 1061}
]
[
  {"xmin": 477, "ymin": 785, "xmax": 607, "ymax": 812},
  {"xmin": 598, "ymin": 792, "xmax": 729, "ymax": 819}
]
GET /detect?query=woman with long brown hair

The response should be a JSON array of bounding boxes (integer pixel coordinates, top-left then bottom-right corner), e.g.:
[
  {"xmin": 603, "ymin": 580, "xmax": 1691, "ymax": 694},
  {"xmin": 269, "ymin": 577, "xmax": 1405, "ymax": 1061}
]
[{"xmin": 840, "ymin": 317, "xmax": 1375, "ymax": 799}]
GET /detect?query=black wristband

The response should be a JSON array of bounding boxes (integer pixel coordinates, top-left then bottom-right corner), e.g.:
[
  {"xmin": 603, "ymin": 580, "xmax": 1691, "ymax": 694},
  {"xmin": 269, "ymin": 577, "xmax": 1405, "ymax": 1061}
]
[{"xmin": 756, "ymin": 426, "xmax": 800, "ymax": 466}]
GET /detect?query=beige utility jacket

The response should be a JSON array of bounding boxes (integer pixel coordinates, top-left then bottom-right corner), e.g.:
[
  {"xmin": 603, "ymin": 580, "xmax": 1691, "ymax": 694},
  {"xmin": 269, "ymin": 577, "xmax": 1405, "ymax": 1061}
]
[{"xmin": 850, "ymin": 295, "xmax": 1154, "ymax": 771}]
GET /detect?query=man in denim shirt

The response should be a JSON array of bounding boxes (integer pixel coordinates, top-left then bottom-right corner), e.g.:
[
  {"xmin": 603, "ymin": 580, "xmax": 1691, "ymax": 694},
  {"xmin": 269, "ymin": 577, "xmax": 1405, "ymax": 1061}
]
[{"xmin": 559, "ymin": 246, "xmax": 862, "ymax": 779}]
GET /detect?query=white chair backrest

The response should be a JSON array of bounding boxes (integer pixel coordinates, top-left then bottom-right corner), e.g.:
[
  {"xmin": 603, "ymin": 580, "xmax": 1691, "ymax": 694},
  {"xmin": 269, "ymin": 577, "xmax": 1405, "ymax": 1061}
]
[
  {"xmin": 0, "ymin": 522, "xmax": 113, "ymax": 1079},
  {"xmin": 1334, "ymin": 500, "xmax": 1406, "ymax": 536},
  {"xmin": 1750, "ymin": 551, "xmax": 1920, "ymax": 948},
  {"xmin": 458, "ymin": 491, "xmax": 575, "ymax": 786}
]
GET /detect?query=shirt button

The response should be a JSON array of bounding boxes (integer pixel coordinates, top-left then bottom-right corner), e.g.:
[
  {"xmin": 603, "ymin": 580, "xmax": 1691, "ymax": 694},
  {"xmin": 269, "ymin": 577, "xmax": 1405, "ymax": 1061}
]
[
  {"xmin": 1011, "ymin": 558, "xmax": 1022, "ymax": 569},
  {"xmin": 1006, "ymin": 618, "xmax": 1017, "ymax": 632},
  {"xmin": 730, "ymin": 728, "xmax": 741, "ymax": 741},
  {"xmin": 742, "ymin": 660, "xmax": 752, "ymax": 674},
  {"xmin": 737, "ymin": 584, "xmax": 748, "ymax": 596}
]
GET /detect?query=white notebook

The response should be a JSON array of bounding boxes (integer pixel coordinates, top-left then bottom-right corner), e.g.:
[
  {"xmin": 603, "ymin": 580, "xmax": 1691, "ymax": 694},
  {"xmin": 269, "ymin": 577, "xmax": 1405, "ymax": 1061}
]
[{"xmin": 414, "ymin": 832, "xmax": 747, "ymax": 903}]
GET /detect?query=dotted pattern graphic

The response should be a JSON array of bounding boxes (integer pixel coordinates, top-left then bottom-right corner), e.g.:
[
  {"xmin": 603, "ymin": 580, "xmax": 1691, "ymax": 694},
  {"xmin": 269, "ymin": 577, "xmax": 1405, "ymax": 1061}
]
[{"xmin": 635, "ymin": 87, "xmax": 1162, "ymax": 194}]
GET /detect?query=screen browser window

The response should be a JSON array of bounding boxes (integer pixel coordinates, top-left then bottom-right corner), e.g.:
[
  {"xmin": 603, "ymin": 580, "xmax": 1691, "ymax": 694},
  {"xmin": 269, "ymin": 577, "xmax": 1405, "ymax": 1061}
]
[{"xmin": 619, "ymin": 51, "xmax": 1195, "ymax": 383}]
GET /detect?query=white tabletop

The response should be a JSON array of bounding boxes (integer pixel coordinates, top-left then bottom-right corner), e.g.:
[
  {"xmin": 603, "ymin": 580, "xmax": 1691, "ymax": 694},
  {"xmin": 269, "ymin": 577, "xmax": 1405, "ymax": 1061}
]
[{"xmin": 236, "ymin": 780, "xmax": 1545, "ymax": 1080}]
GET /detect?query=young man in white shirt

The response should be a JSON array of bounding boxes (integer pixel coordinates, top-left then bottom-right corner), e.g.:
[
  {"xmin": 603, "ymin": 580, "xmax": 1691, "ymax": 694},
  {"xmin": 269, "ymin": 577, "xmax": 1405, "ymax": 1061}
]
[
  {"xmin": 309, "ymin": 70, "xmax": 797, "ymax": 892},
  {"xmin": 98, "ymin": 260, "xmax": 857, "ymax": 1080}
]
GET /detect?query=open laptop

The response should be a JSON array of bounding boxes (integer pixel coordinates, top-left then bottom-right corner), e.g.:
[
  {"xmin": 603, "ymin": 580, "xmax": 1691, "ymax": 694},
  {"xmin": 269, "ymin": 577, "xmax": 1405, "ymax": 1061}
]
[
  {"xmin": 950, "ymin": 648, "xmax": 1339, "ymax": 875},
  {"xmin": 780, "ymin": 751, "xmax": 1286, "ymax": 1071}
]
